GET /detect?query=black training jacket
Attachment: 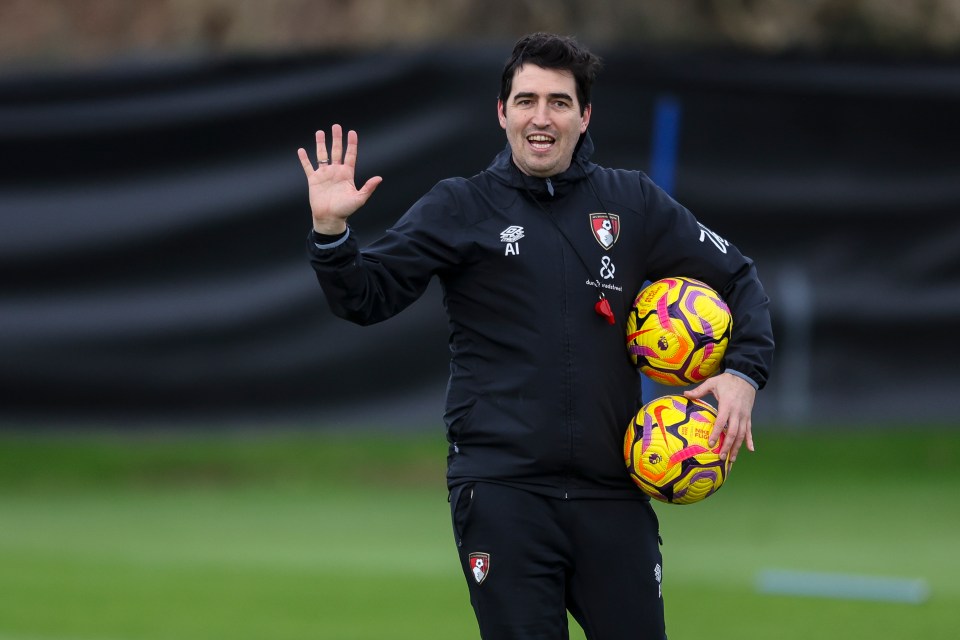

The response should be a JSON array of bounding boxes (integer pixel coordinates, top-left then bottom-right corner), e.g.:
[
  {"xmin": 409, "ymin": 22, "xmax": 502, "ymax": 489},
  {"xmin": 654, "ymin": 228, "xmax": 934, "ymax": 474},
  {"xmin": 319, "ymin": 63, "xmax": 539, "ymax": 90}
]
[{"xmin": 308, "ymin": 134, "xmax": 774, "ymax": 499}]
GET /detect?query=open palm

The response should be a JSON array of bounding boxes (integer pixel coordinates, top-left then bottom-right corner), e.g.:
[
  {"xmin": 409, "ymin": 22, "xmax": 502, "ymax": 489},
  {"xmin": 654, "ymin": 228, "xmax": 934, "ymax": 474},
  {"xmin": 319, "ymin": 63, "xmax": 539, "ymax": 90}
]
[{"xmin": 298, "ymin": 124, "xmax": 382, "ymax": 235}]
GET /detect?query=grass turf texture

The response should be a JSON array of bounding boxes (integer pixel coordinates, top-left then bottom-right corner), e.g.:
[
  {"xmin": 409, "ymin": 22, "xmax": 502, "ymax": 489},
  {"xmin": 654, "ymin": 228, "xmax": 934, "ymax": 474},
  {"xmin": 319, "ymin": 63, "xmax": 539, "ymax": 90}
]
[{"xmin": 0, "ymin": 428, "xmax": 957, "ymax": 640}]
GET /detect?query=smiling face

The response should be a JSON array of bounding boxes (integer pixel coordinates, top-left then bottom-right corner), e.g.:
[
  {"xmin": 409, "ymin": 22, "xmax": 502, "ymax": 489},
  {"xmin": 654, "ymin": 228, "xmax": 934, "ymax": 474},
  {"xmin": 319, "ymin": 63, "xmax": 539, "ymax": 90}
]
[{"xmin": 498, "ymin": 64, "xmax": 592, "ymax": 178}]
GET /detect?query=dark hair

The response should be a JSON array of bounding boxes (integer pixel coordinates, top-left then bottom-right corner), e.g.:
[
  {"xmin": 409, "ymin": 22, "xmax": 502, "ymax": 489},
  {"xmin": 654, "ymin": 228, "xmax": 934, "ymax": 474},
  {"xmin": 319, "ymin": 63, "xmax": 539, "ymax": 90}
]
[{"xmin": 499, "ymin": 33, "xmax": 603, "ymax": 115}]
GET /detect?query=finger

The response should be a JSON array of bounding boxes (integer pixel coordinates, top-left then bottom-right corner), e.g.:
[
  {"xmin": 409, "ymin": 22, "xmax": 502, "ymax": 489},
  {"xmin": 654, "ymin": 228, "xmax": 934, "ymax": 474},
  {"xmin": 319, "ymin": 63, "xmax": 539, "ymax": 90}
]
[
  {"xmin": 708, "ymin": 404, "xmax": 729, "ymax": 448},
  {"xmin": 330, "ymin": 124, "xmax": 343, "ymax": 164},
  {"xmin": 745, "ymin": 420, "xmax": 755, "ymax": 453},
  {"xmin": 730, "ymin": 428, "xmax": 747, "ymax": 462},
  {"xmin": 732, "ymin": 416, "xmax": 754, "ymax": 459},
  {"xmin": 724, "ymin": 416, "xmax": 747, "ymax": 462},
  {"xmin": 344, "ymin": 129, "xmax": 359, "ymax": 167},
  {"xmin": 297, "ymin": 148, "xmax": 314, "ymax": 177},
  {"xmin": 720, "ymin": 412, "xmax": 740, "ymax": 457},
  {"xmin": 356, "ymin": 176, "xmax": 383, "ymax": 205},
  {"xmin": 718, "ymin": 424, "xmax": 734, "ymax": 461},
  {"xmin": 315, "ymin": 130, "xmax": 329, "ymax": 164},
  {"xmin": 709, "ymin": 422, "xmax": 724, "ymax": 450},
  {"xmin": 684, "ymin": 380, "xmax": 711, "ymax": 401}
]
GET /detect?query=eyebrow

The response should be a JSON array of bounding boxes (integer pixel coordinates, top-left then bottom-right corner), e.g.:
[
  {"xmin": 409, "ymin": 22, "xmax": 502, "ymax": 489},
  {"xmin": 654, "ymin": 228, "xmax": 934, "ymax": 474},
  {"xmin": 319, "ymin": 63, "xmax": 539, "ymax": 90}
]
[{"xmin": 513, "ymin": 91, "xmax": 575, "ymax": 103}]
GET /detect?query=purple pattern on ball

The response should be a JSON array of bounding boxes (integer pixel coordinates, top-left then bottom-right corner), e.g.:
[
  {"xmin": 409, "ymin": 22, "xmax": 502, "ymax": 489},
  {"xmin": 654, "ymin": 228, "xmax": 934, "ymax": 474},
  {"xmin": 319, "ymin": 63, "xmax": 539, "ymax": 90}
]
[
  {"xmin": 691, "ymin": 409, "xmax": 712, "ymax": 423},
  {"xmin": 641, "ymin": 413, "xmax": 654, "ymax": 449},
  {"xmin": 683, "ymin": 290, "xmax": 716, "ymax": 338},
  {"xmin": 672, "ymin": 468, "xmax": 721, "ymax": 501},
  {"xmin": 629, "ymin": 345, "xmax": 657, "ymax": 358}
]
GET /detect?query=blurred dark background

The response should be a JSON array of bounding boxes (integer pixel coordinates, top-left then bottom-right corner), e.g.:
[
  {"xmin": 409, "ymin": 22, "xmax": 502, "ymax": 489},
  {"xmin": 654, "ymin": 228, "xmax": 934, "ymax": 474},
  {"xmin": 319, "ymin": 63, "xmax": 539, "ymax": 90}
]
[{"xmin": 2, "ymin": 0, "xmax": 959, "ymax": 429}]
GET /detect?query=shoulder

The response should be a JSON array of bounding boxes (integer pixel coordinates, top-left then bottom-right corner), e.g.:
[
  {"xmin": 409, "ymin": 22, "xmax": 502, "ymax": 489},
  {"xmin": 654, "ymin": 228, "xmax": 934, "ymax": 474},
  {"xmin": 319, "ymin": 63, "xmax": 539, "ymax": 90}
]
[
  {"xmin": 585, "ymin": 165, "xmax": 650, "ymax": 198},
  {"xmin": 592, "ymin": 165, "xmax": 685, "ymax": 213},
  {"xmin": 583, "ymin": 164, "xmax": 653, "ymax": 215},
  {"xmin": 421, "ymin": 175, "xmax": 492, "ymax": 201},
  {"xmin": 400, "ymin": 174, "xmax": 513, "ymax": 229},
  {"xmin": 441, "ymin": 172, "xmax": 519, "ymax": 217}
]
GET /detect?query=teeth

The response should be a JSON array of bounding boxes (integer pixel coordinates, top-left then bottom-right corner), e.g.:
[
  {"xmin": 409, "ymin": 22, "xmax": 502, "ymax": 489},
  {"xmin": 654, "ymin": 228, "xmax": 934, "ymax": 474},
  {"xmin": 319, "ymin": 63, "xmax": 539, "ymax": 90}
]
[{"xmin": 528, "ymin": 135, "xmax": 554, "ymax": 143}]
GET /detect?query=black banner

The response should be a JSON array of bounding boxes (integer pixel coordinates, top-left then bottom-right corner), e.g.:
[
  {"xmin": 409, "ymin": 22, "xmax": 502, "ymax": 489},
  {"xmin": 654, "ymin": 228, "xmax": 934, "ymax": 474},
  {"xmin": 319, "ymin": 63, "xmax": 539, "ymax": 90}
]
[{"xmin": 2, "ymin": 49, "xmax": 959, "ymax": 426}]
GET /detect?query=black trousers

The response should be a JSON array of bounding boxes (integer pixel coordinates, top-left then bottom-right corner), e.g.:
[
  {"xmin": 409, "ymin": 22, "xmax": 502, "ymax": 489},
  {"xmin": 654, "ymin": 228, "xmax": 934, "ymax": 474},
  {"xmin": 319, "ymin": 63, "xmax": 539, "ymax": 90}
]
[{"xmin": 450, "ymin": 482, "xmax": 666, "ymax": 640}]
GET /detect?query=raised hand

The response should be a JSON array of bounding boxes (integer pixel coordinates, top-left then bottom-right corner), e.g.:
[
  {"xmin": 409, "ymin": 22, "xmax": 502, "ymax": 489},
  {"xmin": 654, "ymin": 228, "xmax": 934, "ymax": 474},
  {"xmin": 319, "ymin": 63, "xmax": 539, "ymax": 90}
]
[{"xmin": 298, "ymin": 124, "xmax": 383, "ymax": 235}]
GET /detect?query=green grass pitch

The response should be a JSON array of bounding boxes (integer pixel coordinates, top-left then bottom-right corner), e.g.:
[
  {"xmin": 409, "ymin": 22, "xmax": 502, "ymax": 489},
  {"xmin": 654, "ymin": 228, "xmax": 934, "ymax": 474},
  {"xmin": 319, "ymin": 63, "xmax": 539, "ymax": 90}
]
[{"xmin": 0, "ymin": 426, "xmax": 957, "ymax": 639}]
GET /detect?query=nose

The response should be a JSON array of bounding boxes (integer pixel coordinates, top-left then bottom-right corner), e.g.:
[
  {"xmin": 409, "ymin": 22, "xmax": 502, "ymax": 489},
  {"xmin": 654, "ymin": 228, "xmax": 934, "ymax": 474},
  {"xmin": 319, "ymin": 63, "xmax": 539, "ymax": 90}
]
[{"xmin": 531, "ymin": 102, "xmax": 551, "ymax": 127}]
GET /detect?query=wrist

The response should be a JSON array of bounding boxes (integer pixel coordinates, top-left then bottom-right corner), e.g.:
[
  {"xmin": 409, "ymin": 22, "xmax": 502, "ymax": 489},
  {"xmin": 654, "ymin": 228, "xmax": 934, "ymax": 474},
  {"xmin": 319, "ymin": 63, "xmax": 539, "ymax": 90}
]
[
  {"xmin": 723, "ymin": 368, "xmax": 759, "ymax": 390},
  {"xmin": 313, "ymin": 219, "xmax": 348, "ymax": 235}
]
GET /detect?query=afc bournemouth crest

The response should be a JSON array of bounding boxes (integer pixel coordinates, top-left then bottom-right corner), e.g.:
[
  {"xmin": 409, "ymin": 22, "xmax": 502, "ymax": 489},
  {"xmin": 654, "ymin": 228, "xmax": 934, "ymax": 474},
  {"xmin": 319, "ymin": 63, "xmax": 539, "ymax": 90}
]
[
  {"xmin": 589, "ymin": 213, "xmax": 620, "ymax": 250},
  {"xmin": 468, "ymin": 552, "xmax": 490, "ymax": 585}
]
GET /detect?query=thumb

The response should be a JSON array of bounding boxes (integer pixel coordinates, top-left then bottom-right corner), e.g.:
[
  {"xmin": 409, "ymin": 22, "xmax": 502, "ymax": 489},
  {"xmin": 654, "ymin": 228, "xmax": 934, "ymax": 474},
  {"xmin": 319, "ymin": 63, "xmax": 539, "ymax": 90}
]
[
  {"xmin": 683, "ymin": 382, "xmax": 710, "ymax": 400},
  {"xmin": 356, "ymin": 176, "xmax": 383, "ymax": 205}
]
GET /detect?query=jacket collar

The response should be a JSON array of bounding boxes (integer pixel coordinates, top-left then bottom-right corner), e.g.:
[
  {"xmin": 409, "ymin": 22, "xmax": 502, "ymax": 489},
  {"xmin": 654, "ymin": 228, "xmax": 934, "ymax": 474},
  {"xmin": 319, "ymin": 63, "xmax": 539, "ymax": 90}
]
[{"xmin": 485, "ymin": 132, "xmax": 597, "ymax": 199}]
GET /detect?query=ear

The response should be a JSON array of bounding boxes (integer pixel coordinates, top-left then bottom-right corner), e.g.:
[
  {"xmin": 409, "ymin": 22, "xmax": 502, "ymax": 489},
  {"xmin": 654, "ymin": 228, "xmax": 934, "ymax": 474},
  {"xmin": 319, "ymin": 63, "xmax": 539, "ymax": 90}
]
[
  {"xmin": 497, "ymin": 99, "xmax": 507, "ymax": 130},
  {"xmin": 580, "ymin": 103, "xmax": 592, "ymax": 133}
]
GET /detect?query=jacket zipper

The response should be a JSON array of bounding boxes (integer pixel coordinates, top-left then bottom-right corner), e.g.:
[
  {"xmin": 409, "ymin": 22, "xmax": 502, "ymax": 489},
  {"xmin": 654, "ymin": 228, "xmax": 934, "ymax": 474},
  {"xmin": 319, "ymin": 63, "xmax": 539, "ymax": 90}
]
[{"xmin": 543, "ymin": 180, "xmax": 574, "ymax": 499}]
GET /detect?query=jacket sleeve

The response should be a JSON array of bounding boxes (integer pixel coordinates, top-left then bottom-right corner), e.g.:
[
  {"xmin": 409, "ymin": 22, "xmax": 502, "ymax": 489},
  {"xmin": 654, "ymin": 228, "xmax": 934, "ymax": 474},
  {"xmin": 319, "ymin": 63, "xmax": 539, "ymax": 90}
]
[
  {"xmin": 307, "ymin": 181, "xmax": 463, "ymax": 326},
  {"xmin": 638, "ymin": 173, "xmax": 775, "ymax": 390}
]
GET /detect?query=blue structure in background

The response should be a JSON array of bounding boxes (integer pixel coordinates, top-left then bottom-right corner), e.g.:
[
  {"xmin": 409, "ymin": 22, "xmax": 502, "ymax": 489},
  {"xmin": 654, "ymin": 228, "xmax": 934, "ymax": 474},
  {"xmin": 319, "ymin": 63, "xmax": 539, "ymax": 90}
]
[
  {"xmin": 642, "ymin": 94, "xmax": 683, "ymax": 403},
  {"xmin": 648, "ymin": 95, "xmax": 682, "ymax": 197}
]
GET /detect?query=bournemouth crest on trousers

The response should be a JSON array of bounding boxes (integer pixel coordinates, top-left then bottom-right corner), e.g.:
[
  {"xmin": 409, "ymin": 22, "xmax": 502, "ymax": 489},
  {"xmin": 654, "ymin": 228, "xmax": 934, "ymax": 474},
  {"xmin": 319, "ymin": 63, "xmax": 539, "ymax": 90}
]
[{"xmin": 468, "ymin": 552, "xmax": 490, "ymax": 585}]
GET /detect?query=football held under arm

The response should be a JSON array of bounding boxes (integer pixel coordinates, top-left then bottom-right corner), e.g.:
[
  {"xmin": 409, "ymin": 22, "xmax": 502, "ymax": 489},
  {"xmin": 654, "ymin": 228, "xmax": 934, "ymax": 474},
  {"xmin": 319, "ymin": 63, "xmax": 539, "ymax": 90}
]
[{"xmin": 637, "ymin": 175, "xmax": 774, "ymax": 390}]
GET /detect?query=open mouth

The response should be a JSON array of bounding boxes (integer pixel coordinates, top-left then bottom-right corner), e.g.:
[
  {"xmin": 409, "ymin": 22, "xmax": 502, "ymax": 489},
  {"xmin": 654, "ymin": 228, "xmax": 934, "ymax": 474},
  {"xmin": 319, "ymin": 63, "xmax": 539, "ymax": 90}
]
[{"xmin": 527, "ymin": 133, "xmax": 556, "ymax": 151}]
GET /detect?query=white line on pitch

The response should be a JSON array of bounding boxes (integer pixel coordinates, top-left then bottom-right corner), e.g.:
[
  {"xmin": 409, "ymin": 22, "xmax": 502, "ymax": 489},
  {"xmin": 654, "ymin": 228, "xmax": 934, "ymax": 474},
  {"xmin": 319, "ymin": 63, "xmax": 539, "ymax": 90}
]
[{"xmin": 756, "ymin": 569, "xmax": 929, "ymax": 604}]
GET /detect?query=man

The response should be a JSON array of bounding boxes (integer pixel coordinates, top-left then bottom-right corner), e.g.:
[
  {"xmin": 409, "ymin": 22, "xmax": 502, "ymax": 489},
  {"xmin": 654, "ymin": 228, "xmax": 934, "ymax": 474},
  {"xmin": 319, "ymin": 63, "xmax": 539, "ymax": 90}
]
[{"xmin": 301, "ymin": 33, "xmax": 774, "ymax": 640}]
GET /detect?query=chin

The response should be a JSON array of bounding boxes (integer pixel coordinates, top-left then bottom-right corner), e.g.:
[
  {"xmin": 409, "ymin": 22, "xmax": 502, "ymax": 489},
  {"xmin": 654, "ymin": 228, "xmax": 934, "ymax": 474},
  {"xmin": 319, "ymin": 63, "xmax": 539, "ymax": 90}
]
[{"xmin": 526, "ymin": 160, "xmax": 557, "ymax": 177}]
